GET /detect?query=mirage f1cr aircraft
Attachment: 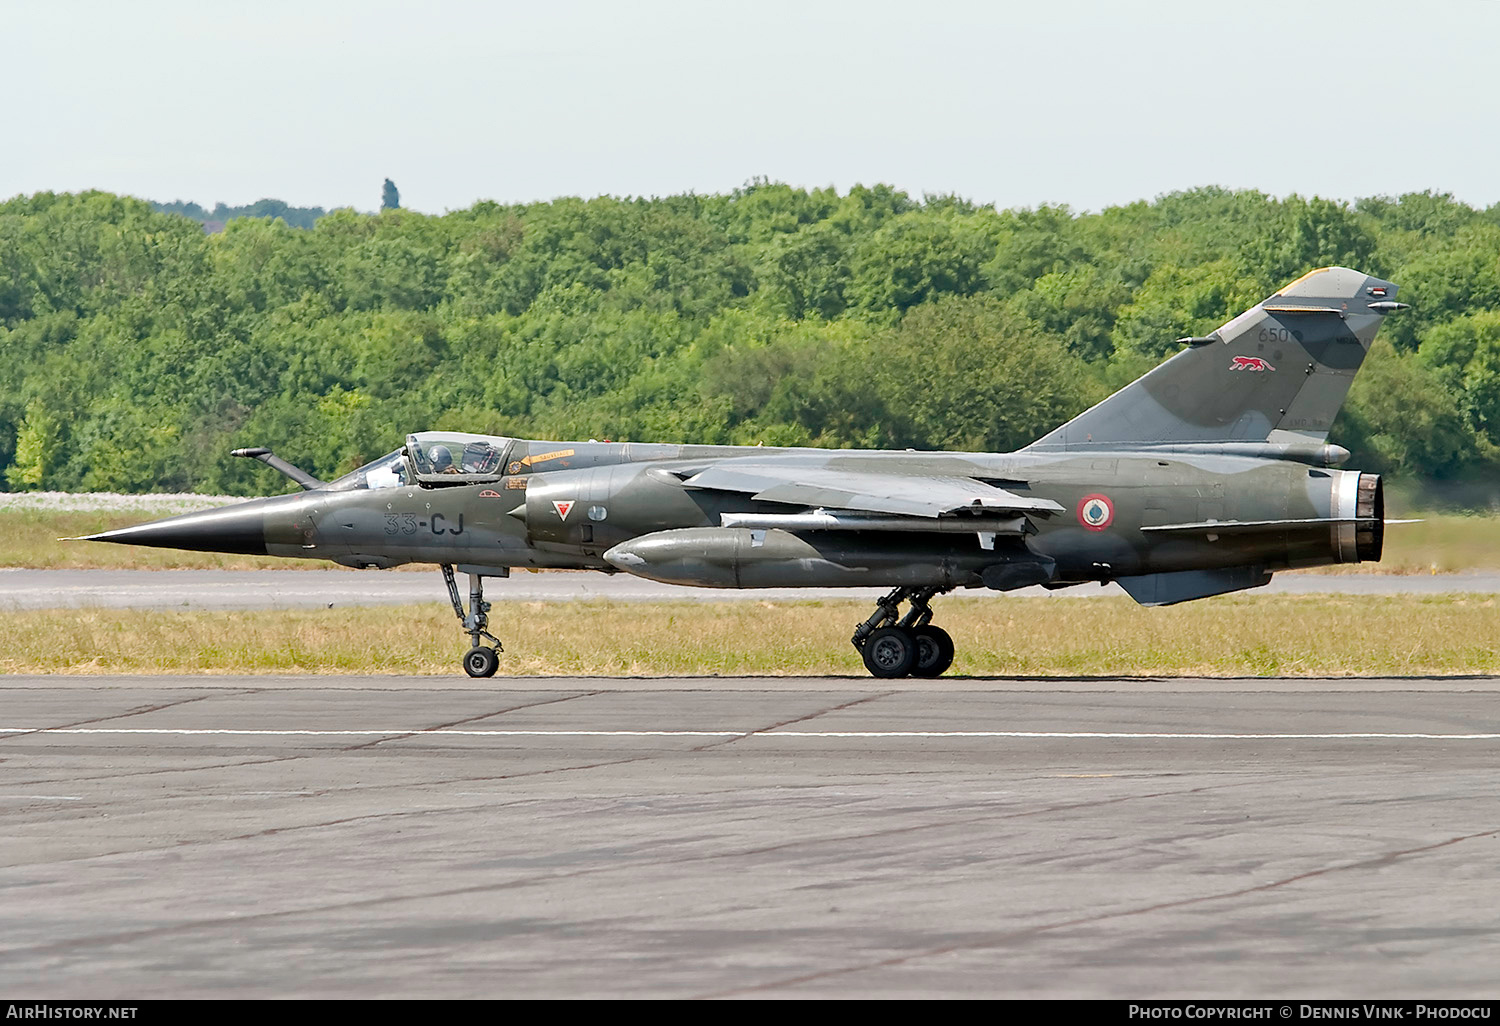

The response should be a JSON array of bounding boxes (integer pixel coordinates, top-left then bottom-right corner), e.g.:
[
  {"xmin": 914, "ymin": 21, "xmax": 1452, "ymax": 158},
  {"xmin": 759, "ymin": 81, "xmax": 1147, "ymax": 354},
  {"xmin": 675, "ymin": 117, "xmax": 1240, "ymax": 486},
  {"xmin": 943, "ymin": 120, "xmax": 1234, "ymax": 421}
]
[{"xmin": 84, "ymin": 267, "xmax": 1408, "ymax": 678}]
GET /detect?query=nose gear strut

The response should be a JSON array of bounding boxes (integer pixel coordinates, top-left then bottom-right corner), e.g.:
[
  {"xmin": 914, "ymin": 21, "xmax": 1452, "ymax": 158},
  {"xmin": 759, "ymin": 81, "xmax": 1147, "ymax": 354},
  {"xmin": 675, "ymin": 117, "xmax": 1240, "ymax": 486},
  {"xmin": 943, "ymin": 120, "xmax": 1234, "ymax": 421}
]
[
  {"xmin": 442, "ymin": 564, "xmax": 505, "ymax": 677},
  {"xmin": 851, "ymin": 587, "xmax": 955, "ymax": 679}
]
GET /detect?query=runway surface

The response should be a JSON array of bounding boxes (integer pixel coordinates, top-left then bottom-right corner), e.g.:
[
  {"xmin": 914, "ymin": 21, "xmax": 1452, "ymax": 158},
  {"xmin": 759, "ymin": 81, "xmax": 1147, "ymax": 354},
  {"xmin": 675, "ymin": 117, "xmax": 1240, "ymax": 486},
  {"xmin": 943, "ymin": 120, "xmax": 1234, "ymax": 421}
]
[
  {"xmin": 4, "ymin": 567, "xmax": 1500, "ymax": 609},
  {"xmin": 2, "ymin": 674, "xmax": 1498, "ymax": 998}
]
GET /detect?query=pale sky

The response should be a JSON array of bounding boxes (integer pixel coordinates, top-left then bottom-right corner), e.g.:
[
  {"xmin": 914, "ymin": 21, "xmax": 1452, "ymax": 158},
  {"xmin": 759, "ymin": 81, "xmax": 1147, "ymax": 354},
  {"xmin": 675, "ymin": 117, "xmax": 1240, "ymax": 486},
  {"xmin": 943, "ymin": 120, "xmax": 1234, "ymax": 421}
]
[{"xmin": 8, "ymin": 0, "xmax": 1500, "ymax": 214}]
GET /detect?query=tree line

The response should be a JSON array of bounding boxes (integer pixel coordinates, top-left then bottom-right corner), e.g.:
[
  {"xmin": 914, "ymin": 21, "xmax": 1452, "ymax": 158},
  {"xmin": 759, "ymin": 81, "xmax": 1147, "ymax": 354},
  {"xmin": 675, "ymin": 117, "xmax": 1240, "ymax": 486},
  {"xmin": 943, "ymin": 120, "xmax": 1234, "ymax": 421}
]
[
  {"xmin": 1, "ymin": 183, "xmax": 1497, "ymax": 499},
  {"xmin": 149, "ymin": 197, "xmax": 329, "ymax": 231}
]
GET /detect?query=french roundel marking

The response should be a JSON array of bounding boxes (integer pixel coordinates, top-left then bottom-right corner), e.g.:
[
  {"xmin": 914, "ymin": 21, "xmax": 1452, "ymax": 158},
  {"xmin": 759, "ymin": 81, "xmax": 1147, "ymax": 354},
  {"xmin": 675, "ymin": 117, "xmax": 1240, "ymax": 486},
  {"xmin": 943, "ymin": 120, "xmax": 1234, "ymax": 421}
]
[{"xmin": 1077, "ymin": 493, "xmax": 1114, "ymax": 531}]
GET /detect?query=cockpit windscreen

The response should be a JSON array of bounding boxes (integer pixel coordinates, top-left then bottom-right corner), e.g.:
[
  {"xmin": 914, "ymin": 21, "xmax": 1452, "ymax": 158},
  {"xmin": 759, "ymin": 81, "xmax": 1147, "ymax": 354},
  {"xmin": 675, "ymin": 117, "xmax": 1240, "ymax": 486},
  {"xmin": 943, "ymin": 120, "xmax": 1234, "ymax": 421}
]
[{"xmin": 326, "ymin": 450, "xmax": 409, "ymax": 491}]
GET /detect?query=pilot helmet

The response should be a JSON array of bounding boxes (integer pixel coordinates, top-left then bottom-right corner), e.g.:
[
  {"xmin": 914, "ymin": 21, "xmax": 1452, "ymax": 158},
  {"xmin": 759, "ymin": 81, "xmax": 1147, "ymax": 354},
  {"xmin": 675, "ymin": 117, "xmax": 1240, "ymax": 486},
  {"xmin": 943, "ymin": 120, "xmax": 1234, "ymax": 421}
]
[{"xmin": 428, "ymin": 445, "xmax": 454, "ymax": 471}]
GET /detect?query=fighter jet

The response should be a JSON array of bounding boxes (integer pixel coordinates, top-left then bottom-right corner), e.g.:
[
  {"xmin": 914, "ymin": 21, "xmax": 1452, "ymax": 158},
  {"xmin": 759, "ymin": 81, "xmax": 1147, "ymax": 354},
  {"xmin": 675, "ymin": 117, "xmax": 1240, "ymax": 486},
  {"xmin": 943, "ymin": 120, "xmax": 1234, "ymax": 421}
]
[{"xmin": 82, "ymin": 266, "xmax": 1407, "ymax": 678}]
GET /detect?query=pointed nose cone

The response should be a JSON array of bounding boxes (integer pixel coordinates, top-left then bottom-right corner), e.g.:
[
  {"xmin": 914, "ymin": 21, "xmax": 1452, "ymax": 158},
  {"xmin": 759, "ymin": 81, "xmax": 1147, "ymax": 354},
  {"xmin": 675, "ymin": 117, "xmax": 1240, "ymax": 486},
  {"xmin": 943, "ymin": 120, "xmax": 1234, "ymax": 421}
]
[{"xmin": 79, "ymin": 494, "xmax": 304, "ymax": 555}]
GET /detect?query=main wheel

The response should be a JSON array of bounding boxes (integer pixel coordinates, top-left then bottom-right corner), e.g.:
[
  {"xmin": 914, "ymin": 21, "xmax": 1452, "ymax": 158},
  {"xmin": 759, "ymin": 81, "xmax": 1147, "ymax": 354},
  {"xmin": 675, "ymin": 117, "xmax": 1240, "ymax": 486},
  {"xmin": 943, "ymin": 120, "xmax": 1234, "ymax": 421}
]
[
  {"xmin": 463, "ymin": 646, "xmax": 500, "ymax": 678},
  {"xmin": 911, "ymin": 625, "xmax": 955, "ymax": 678},
  {"xmin": 862, "ymin": 626, "xmax": 917, "ymax": 678}
]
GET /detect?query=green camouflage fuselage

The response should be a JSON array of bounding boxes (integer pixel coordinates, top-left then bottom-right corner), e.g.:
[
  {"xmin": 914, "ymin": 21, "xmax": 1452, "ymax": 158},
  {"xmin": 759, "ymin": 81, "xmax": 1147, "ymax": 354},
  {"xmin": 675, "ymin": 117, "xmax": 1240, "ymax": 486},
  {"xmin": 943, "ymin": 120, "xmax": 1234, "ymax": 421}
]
[{"xmin": 225, "ymin": 440, "xmax": 1376, "ymax": 595}]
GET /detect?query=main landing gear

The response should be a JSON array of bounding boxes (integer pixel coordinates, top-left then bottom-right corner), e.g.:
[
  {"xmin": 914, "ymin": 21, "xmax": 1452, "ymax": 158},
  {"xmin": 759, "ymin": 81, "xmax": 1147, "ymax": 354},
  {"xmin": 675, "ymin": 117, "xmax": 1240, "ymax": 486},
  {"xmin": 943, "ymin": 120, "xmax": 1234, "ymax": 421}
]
[
  {"xmin": 442, "ymin": 564, "xmax": 504, "ymax": 678},
  {"xmin": 851, "ymin": 587, "xmax": 955, "ymax": 679}
]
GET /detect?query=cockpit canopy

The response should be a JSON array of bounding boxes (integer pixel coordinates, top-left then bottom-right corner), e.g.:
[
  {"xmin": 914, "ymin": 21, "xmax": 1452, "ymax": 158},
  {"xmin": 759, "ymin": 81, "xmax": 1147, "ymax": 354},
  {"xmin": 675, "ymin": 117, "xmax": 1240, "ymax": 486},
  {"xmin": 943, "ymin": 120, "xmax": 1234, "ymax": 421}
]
[
  {"xmin": 322, "ymin": 433, "xmax": 516, "ymax": 491},
  {"xmin": 405, "ymin": 432, "xmax": 514, "ymax": 485}
]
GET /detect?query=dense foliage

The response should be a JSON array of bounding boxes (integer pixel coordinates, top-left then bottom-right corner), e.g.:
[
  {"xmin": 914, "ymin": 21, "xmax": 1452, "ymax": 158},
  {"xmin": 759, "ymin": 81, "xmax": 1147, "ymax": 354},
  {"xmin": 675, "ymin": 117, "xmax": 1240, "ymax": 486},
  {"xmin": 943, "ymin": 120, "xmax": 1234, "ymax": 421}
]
[{"xmin": 2, "ymin": 184, "xmax": 1498, "ymax": 497}]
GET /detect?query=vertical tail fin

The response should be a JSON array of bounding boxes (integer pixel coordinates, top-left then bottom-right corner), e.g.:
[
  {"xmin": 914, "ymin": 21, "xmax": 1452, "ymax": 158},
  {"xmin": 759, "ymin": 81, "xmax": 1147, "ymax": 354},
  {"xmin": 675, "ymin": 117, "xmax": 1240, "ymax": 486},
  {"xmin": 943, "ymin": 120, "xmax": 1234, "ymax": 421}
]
[{"xmin": 1024, "ymin": 267, "xmax": 1405, "ymax": 456}]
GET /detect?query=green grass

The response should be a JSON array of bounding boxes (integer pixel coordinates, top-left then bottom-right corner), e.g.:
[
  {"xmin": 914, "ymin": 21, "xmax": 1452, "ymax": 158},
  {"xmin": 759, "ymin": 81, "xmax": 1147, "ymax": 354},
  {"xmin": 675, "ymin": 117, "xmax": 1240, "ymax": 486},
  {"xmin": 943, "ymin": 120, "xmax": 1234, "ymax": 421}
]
[
  {"xmin": 1357, "ymin": 513, "xmax": 1500, "ymax": 574},
  {"xmin": 4, "ymin": 594, "xmax": 1497, "ymax": 677}
]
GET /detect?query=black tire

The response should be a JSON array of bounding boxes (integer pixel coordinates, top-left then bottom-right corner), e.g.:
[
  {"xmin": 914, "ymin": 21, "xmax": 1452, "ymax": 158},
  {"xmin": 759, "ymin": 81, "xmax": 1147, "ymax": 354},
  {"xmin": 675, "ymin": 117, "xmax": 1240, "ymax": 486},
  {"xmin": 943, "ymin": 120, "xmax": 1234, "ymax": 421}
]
[
  {"xmin": 862, "ymin": 626, "xmax": 916, "ymax": 678},
  {"xmin": 911, "ymin": 625, "xmax": 955, "ymax": 678},
  {"xmin": 463, "ymin": 646, "xmax": 500, "ymax": 678}
]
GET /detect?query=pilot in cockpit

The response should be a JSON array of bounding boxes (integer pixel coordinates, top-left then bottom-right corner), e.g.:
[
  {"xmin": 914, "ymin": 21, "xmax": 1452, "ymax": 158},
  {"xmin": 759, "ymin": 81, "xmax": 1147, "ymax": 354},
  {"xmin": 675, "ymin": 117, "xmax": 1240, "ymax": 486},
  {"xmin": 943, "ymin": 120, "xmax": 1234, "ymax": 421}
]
[{"xmin": 428, "ymin": 445, "xmax": 461, "ymax": 474}]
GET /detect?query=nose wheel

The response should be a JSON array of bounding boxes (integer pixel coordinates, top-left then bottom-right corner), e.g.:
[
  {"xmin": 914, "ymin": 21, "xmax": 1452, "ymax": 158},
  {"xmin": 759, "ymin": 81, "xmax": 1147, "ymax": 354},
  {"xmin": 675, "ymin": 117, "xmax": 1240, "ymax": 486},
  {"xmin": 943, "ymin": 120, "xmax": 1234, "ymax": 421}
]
[
  {"xmin": 851, "ymin": 588, "xmax": 955, "ymax": 678},
  {"xmin": 442, "ymin": 564, "xmax": 505, "ymax": 677},
  {"xmin": 463, "ymin": 645, "xmax": 500, "ymax": 678}
]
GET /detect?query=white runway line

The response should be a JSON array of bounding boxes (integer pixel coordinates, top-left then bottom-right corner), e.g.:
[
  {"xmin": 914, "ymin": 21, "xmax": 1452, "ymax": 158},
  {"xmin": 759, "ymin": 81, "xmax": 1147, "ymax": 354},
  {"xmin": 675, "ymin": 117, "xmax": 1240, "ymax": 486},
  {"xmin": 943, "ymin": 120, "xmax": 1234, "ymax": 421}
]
[
  {"xmin": 0, "ymin": 794, "xmax": 83, "ymax": 800},
  {"xmin": 2, "ymin": 727, "xmax": 1500, "ymax": 740}
]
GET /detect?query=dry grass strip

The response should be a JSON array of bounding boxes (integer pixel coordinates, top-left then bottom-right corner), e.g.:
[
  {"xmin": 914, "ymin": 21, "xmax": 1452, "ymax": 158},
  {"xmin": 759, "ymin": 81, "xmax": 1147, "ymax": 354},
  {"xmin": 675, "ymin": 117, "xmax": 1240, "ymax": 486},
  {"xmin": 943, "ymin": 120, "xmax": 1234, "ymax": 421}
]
[{"xmin": 2, "ymin": 594, "xmax": 1496, "ymax": 678}]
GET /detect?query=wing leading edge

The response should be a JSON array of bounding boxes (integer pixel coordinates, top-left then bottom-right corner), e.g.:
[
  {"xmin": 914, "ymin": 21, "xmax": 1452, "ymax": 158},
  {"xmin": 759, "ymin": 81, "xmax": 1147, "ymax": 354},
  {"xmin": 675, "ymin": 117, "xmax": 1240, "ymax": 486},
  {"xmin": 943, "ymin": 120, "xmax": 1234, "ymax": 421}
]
[{"xmin": 679, "ymin": 464, "xmax": 1063, "ymax": 518}]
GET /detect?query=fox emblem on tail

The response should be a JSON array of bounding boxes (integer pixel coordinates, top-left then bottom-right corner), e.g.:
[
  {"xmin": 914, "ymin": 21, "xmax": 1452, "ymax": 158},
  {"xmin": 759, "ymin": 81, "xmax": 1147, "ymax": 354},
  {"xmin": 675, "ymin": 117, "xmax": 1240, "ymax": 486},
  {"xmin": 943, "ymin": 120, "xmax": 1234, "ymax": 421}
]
[{"xmin": 1230, "ymin": 356, "xmax": 1276, "ymax": 372}]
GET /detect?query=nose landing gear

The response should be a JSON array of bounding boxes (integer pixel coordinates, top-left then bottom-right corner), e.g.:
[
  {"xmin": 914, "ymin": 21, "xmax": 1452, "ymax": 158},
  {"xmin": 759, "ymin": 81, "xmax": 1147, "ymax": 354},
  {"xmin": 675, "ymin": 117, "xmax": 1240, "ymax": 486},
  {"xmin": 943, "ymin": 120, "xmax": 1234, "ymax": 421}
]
[
  {"xmin": 851, "ymin": 587, "xmax": 955, "ymax": 679},
  {"xmin": 442, "ymin": 564, "xmax": 505, "ymax": 677}
]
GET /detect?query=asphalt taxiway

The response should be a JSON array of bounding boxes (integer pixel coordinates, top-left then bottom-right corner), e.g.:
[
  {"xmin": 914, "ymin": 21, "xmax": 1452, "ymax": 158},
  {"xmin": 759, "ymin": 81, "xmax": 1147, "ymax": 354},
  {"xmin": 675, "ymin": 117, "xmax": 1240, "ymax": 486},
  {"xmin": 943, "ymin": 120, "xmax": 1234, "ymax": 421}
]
[
  {"xmin": 2, "ymin": 674, "xmax": 1498, "ymax": 997},
  {"xmin": 4, "ymin": 567, "xmax": 1500, "ymax": 609}
]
